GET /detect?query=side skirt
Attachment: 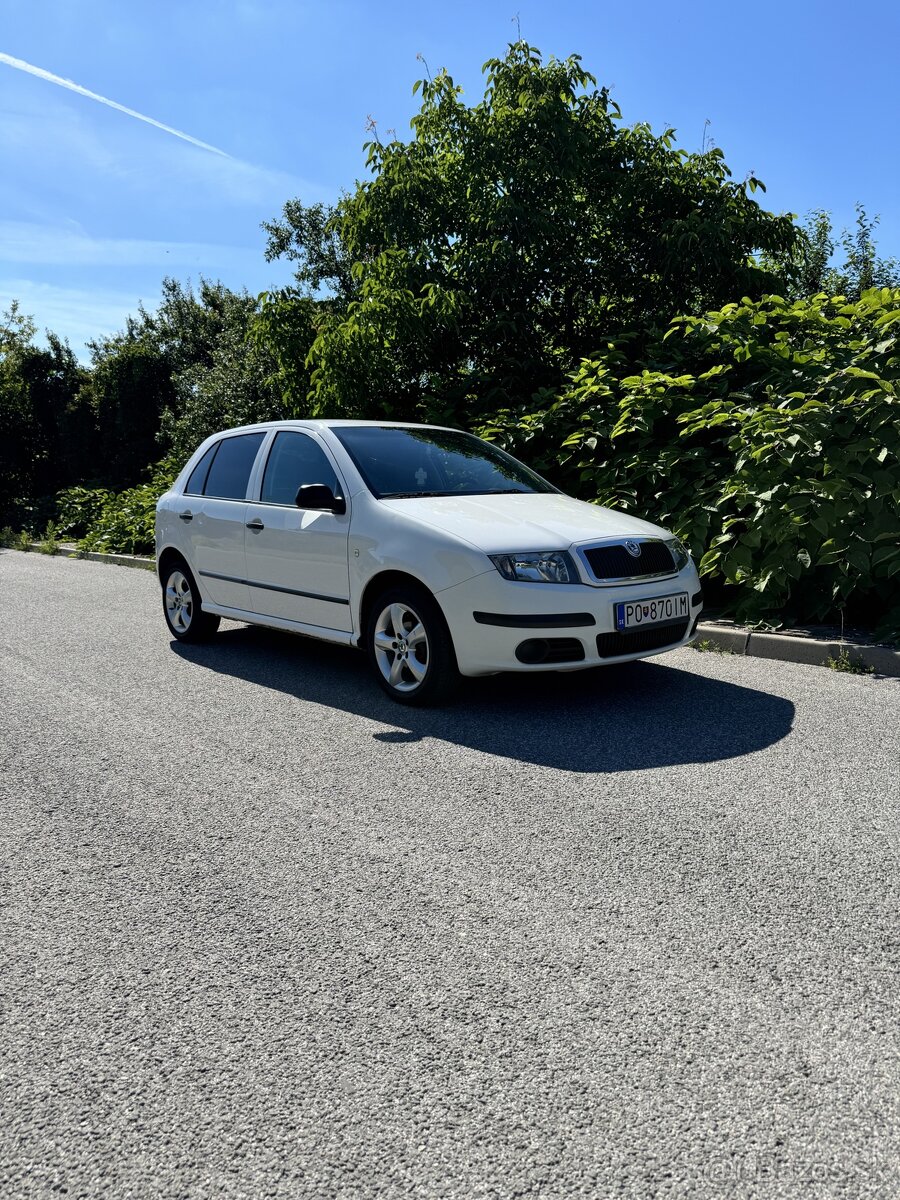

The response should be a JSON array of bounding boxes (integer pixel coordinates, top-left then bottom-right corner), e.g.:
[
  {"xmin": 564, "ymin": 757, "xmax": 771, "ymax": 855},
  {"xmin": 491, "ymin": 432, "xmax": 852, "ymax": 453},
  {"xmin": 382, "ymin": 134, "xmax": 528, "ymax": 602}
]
[{"xmin": 201, "ymin": 601, "xmax": 358, "ymax": 647}]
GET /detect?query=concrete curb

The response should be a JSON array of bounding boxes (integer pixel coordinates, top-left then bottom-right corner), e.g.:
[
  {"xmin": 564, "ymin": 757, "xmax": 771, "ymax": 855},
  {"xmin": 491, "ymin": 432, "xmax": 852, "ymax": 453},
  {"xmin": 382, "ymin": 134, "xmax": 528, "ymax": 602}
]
[
  {"xmin": 21, "ymin": 543, "xmax": 156, "ymax": 572},
  {"xmin": 10, "ymin": 547, "xmax": 899, "ymax": 677},
  {"xmin": 696, "ymin": 622, "xmax": 900, "ymax": 678}
]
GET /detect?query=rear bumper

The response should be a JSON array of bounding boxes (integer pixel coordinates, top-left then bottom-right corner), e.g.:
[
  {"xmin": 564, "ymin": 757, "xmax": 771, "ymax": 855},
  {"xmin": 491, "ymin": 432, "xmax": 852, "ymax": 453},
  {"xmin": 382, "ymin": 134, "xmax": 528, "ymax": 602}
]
[{"xmin": 437, "ymin": 568, "xmax": 703, "ymax": 676}]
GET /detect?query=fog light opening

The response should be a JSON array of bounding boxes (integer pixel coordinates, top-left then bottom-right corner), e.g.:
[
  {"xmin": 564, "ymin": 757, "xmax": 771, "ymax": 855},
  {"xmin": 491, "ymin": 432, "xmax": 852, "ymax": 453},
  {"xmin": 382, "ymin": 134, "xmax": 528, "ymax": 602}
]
[{"xmin": 516, "ymin": 638, "xmax": 549, "ymax": 664}]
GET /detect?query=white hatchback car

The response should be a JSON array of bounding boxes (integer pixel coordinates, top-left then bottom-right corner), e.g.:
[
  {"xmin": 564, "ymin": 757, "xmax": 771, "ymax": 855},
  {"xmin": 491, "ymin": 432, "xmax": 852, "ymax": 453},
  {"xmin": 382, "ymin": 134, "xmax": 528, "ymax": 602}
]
[{"xmin": 155, "ymin": 421, "xmax": 703, "ymax": 704}]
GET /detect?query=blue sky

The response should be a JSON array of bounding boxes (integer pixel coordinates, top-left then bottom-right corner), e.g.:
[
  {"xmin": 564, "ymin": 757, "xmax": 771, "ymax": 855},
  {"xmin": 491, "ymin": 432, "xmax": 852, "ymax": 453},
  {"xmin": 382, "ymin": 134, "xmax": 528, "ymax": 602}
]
[{"xmin": 2, "ymin": 0, "xmax": 899, "ymax": 357}]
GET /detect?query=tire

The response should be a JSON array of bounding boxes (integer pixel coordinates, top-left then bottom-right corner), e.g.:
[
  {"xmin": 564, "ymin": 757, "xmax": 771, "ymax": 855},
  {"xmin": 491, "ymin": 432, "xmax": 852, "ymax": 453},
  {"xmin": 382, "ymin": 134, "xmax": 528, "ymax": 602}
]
[
  {"xmin": 161, "ymin": 559, "xmax": 221, "ymax": 643},
  {"xmin": 366, "ymin": 585, "xmax": 459, "ymax": 706}
]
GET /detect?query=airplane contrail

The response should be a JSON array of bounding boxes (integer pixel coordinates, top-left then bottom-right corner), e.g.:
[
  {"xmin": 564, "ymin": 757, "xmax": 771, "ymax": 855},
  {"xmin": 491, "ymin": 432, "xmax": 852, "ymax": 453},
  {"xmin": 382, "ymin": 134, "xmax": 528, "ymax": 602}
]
[{"xmin": 0, "ymin": 51, "xmax": 231, "ymax": 157}]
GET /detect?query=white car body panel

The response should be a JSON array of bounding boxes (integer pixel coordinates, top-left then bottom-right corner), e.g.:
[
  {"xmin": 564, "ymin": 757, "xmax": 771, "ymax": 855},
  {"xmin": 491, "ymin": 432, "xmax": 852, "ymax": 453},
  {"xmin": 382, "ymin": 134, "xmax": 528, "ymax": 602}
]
[
  {"xmin": 244, "ymin": 502, "xmax": 353, "ymax": 632},
  {"xmin": 176, "ymin": 496, "xmax": 251, "ymax": 611},
  {"xmin": 378, "ymin": 491, "xmax": 670, "ymax": 555},
  {"xmin": 156, "ymin": 419, "xmax": 703, "ymax": 677}
]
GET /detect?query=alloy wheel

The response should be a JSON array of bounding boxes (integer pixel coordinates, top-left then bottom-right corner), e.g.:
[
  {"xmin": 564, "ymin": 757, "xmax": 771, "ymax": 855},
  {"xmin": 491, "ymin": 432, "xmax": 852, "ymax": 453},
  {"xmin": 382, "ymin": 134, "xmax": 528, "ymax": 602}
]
[
  {"xmin": 165, "ymin": 570, "xmax": 193, "ymax": 635},
  {"xmin": 373, "ymin": 601, "xmax": 429, "ymax": 693}
]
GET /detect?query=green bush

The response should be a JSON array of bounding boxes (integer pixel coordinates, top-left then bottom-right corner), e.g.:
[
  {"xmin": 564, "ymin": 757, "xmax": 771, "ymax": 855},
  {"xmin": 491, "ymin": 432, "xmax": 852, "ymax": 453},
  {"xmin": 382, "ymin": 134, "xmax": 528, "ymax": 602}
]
[
  {"xmin": 55, "ymin": 486, "xmax": 114, "ymax": 539},
  {"xmin": 39, "ymin": 521, "xmax": 60, "ymax": 554},
  {"xmin": 74, "ymin": 458, "xmax": 179, "ymax": 557},
  {"xmin": 479, "ymin": 288, "xmax": 900, "ymax": 640},
  {"xmin": 0, "ymin": 525, "xmax": 26, "ymax": 549},
  {"xmin": 77, "ymin": 484, "xmax": 161, "ymax": 556}
]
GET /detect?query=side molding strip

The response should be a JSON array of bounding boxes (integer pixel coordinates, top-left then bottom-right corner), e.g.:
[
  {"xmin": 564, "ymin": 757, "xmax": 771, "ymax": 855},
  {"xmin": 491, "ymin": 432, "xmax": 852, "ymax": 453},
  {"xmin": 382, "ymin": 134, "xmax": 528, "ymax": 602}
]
[{"xmin": 199, "ymin": 569, "xmax": 350, "ymax": 606}]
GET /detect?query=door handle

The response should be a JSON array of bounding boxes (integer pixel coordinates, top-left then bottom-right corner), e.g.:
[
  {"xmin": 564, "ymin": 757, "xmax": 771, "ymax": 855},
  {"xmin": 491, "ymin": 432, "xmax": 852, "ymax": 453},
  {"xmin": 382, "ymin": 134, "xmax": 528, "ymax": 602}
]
[
  {"xmin": 246, "ymin": 519, "xmax": 265, "ymax": 531},
  {"xmin": 178, "ymin": 511, "xmax": 193, "ymax": 522}
]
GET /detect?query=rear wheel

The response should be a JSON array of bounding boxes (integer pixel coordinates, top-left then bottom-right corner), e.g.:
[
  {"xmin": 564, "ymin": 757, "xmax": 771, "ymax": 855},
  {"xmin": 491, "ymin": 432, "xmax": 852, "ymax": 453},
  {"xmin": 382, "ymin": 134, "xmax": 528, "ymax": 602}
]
[
  {"xmin": 366, "ymin": 586, "xmax": 459, "ymax": 706},
  {"xmin": 162, "ymin": 560, "xmax": 220, "ymax": 643}
]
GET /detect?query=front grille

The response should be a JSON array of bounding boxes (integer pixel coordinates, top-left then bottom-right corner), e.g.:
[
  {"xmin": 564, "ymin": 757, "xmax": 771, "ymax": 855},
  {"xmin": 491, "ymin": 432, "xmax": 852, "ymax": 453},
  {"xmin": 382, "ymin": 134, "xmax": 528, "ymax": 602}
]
[
  {"xmin": 583, "ymin": 541, "xmax": 675, "ymax": 581},
  {"xmin": 596, "ymin": 619, "xmax": 689, "ymax": 659}
]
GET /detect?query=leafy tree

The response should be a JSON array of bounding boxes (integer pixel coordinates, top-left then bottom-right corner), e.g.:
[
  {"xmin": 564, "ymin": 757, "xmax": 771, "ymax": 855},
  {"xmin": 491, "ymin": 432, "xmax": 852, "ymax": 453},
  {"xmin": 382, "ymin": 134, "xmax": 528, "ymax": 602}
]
[
  {"xmin": 254, "ymin": 203, "xmax": 356, "ymax": 416},
  {"xmin": 247, "ymin": 290, "xmax": 319, "ymax": 425},
  {"xmin": 770, "ymin": 204, "xmax": 900, "ymax": 301},
  {"xmin": 767, "ymin": 209, "xmax": 835, "ymax": 298},
  {"xmin": 0, "ymin": 305, "xmax": 88, "ymax": 525},
  {"xmin": 82, "ymin": 278, "xmax": 286, "ymax": 472},
  {"xmin": 0, "ymin": 300, "xmax": 36, "ymax": 354},
  {"xmin": 161, "ymin": 308, "xmax": 287, "ymax": 462},
  {"xmin": 149, "ymin": 279, "xmax": 286, "ymax": 460},
  {"xmin": 262, "ymin": 200, "xmax": 357, "ymax": 304},
  {"xmin": 262, "ymin": 42, "xmax": 798, "ymax": 421},
  {"xmin": 0, "ymin": 304, "xmax": 38, "ymax": 523},
  {"xmin": 79, "ymin": 333, "xmax": 175, "ymax": 489},
  {"xmin": 833, "ymin": 204, "xmax": 900, "ymax": 298}
]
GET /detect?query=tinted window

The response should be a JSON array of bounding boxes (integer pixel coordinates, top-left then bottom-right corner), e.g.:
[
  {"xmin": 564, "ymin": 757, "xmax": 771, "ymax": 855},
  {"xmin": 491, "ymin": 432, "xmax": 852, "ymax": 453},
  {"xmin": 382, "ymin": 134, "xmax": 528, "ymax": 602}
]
[
  {"xmin": 261, "ymin": 432, "xmax": 340, "ymax": 506},
  {"xmin": 332, "ymin": 426, "xmax": 557, "ymax": 499},
  {"xmin": 203, "ymin": 433, "xmax": 265, "ymax": 500},
  {"xmin": 184, "ymin": 443, "xmax": 218, "ymax": 495}
]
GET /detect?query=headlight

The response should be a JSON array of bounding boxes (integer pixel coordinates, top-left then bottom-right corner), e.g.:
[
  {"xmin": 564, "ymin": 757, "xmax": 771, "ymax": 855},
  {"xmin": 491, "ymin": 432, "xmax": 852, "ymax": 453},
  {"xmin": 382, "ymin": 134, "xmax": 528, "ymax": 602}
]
[
  {"xmin": 489, "ymin": 551, "xmax": 578, "ymax": 584},
  {"xmin": 665, "ymin": 538, "xmax": 691, "ymax": 571}
]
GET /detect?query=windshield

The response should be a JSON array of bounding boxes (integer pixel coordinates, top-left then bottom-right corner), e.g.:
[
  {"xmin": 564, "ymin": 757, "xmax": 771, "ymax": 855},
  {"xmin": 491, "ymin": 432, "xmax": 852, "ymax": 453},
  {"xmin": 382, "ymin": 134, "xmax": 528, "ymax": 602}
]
[{"xmin": 331, "ymin": 426, "xmax": 557, "ymax": 499}]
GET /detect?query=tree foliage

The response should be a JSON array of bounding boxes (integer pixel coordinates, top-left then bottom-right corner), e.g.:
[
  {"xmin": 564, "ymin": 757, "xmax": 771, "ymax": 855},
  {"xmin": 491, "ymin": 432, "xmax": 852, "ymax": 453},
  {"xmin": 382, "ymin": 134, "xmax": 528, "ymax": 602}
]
[
  {"xmin": 0, "ymin": 307, "xmax": 89, "ymax": 525},
  {"xmin": 262, "ymin": 200, "xmax": 357, "ymax": 303},
  {"xmin": 0, "ymin": 281, "xmax": 289, "ymax": 526},
  {"xmin": 90, "ymin": 277, "xmax": 286, "ymax": 464},
  {"xmin": 772, "ymin": 205, "xmax": 900, "ymax": 301},
  {"xmin": 263, "ymin": 42, "xmax": 798, "ymax": 420}
]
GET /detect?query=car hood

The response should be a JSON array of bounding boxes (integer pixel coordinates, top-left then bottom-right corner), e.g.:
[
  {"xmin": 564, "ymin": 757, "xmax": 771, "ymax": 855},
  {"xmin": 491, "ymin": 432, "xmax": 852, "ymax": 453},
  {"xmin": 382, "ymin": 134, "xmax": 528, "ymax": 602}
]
[{"xmin": 378, "ymin": 492, "xmax": 671, "ymax": 554}]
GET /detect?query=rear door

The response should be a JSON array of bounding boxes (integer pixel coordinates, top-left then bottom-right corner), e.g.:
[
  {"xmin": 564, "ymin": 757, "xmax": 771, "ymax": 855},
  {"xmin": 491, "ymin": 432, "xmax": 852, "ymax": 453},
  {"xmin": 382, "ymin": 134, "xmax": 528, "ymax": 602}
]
[
  {"xmin": 180, "ymin": 431, "xmax": 266, "ymax": 611},
  {"xmin": 243, "ymin": 430, "xmax": 352, "ymax": 632}
]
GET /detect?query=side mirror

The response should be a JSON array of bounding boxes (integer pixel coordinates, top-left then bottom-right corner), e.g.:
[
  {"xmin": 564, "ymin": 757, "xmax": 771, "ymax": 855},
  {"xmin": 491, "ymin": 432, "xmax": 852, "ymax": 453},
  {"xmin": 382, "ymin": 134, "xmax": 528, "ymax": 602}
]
[{"xmin": 295, "ymin": 483, "xmax": 346, "ymax": 515}]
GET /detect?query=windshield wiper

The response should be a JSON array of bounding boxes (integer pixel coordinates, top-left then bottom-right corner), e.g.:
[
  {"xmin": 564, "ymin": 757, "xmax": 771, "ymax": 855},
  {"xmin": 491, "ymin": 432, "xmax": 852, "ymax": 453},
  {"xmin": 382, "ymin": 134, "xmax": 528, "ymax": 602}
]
[
  {"xmin": 380, "ymin": 488, "xmax": 532, "ymax": 499},
  {"xmin": 379, "ymin": 490, "xmax": 456, "ymax": 499}
]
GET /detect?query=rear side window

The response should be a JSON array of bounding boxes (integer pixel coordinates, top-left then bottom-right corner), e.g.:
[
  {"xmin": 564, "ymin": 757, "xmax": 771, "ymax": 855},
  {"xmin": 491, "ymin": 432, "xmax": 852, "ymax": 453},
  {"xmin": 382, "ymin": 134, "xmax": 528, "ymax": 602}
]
[
  {"xmin": 203, "ymin": 433, "xmax": 265, "ymax": 500},
  {"xmin": 261, "ymin": 431, "xmax": 340, "ymax": 505},
  {"xmin": 184, "ymin": 443, "xmax": 218, "ymax": 495}
]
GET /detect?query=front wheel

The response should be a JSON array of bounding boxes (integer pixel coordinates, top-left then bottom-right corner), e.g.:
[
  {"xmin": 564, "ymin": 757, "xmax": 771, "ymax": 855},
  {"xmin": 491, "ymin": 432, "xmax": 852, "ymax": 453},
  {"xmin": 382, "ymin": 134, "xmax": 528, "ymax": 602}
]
[
  {"xmin": 366, "ymin": 587, "xmax": 459, "ymax": 706},
  {"xmin": 162, "ymin": 561, "xmax": 221, "ymax": 643}
]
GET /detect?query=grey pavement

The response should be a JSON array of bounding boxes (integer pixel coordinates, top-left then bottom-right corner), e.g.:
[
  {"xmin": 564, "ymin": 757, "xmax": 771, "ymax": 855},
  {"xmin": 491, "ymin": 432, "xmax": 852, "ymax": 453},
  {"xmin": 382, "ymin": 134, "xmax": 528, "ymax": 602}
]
[{"xmin": 1, "ymin": 550, "xmax": 898, "ymax": 1199}]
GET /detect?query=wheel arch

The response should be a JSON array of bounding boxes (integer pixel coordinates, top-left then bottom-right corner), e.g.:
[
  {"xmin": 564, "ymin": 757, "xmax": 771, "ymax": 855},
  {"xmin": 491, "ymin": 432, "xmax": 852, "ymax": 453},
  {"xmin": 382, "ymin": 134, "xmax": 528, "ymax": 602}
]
[
  {"xmin": 157, "ymin": 544, "xmax": 188, "ymax": 585},
  {"xmin": 358, "ymin": 569, "xmax": 441, "ymax": 642}
]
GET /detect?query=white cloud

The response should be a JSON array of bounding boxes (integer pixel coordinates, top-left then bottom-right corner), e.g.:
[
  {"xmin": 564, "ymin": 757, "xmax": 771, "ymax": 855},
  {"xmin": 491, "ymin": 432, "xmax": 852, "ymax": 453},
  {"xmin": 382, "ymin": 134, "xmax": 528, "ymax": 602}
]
[
  {"xmin": 0, "ymin": 221, "xmax": 264, "ymax": 269},
  {"xmin": 0, "ymin": 278, "xmax": 157, "ymax": 357}
]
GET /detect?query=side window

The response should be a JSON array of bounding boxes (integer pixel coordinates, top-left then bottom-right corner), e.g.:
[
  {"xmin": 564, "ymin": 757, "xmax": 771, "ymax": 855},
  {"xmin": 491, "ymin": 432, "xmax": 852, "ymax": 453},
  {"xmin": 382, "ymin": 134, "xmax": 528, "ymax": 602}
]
[
  {"xmin": 261, "ymin": 432, "xmax": 340, "ymax": 506},
  {"xmin": 203, "ymin": 433, "xmax": 265, "ymax": 500},
  {"xmin": 184, "ymin": 443, "xmax": 218, "ymax": 496}
]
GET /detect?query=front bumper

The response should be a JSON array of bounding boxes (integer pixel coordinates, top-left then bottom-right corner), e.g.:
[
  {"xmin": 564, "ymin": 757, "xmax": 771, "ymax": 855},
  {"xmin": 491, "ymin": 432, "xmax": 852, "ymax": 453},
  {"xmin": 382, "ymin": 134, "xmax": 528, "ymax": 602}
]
[{"xmin": 436, "ymin": 567, "xmax": 703, "ymax": 676}]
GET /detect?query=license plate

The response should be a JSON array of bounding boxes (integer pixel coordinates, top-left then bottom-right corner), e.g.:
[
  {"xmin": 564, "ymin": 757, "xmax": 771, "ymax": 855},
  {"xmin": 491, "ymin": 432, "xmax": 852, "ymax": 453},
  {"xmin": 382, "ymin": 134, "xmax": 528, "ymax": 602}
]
[{"xmin": 615, "ymin": 592, "xmax": 689, "ymax": 631}]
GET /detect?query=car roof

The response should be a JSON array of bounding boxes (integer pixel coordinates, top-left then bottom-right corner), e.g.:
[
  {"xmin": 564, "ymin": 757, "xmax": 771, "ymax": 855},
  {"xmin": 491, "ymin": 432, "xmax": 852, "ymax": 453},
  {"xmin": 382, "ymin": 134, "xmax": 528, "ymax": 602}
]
[{"xmin": 213, "ymin": 419, "xmax": 463, "ymax": 435}]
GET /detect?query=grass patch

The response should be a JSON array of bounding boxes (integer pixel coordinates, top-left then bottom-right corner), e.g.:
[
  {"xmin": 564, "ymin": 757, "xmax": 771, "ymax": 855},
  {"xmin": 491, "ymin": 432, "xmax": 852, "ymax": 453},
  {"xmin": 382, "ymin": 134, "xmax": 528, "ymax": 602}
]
[
  {"xmin": 691, "ymin": 639, "xmax": 735, "ymax": 655},
  {"xmin": 825, "ymin": 648, "xmax": 875, "ymax": 675}
]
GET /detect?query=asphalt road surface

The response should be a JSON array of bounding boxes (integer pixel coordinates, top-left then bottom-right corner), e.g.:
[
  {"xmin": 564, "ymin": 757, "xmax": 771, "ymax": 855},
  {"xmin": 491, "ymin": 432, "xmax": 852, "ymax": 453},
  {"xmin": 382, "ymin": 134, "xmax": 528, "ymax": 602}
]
[{"xmin": 2, "ymin": 551, "xmax": 899, "ymax": 1199}]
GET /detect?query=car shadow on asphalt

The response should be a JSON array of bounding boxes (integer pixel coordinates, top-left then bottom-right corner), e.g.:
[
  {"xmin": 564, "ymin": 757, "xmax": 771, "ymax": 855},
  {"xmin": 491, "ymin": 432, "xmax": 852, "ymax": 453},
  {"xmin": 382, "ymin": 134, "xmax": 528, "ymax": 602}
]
[{"xmin": 171, "ymin": 626, "xmax": 795, "ymax": 773}]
